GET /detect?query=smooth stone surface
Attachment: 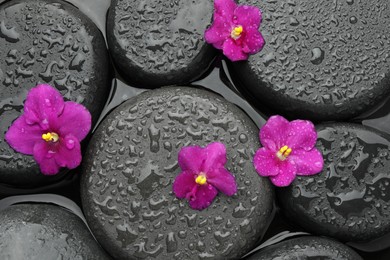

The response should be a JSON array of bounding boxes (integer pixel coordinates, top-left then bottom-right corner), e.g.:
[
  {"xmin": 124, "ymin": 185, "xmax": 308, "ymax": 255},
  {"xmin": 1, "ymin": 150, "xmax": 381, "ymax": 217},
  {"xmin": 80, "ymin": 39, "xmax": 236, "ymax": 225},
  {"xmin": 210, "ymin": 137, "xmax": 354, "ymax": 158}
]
[
  {"xmin": 81, "ymin": 87, "xmax": 274, "ymax": 260},
  {"xmin": 0, "ymin": 0, "xmax": 111, "ymax": 186},
  {"xmin": 278, "ymin": 123, "xmax": 390, "ymax": 242},
  {"xmin": 0, "ymin": 204, "xmax": 110, "ymax": 260},
  {"xmin": 231, "ymin": 0, "xmax": 390, "ymax": 121},
  {"xmin": 107, "ymin": 0, "xmax": 216, "ymax": 88},
  {"xmin": 246, "ymin": 236, "xmax": 362, "ymax": 260}
]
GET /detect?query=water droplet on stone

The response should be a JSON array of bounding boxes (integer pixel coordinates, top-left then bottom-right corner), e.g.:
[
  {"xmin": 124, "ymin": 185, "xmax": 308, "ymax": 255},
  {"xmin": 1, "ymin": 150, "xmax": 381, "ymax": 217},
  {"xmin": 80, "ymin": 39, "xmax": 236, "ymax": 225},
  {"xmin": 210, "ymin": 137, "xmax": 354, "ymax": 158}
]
[{"xmin": 310, "ymin": 47, "xmax": 325, "ymax": 65}]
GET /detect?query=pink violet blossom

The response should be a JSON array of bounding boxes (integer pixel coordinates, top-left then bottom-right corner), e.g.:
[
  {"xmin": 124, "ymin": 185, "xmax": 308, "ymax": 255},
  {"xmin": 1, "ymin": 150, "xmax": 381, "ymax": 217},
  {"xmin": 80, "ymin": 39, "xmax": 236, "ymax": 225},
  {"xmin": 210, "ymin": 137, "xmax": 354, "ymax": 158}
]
[
  {"xmin": 204, "ymin": 0, "xmax": 265, "ymax": 61},
  {"xmin": 5, "ymin": 84, "xmax": 91, "ymax": 175},
  {"xmin": 173, "ymin": 142, "xmax": 237, "ymax": 210},
  {"xmin": 253, "ymin": 115, "xmax": 324, "ymax": 187}
]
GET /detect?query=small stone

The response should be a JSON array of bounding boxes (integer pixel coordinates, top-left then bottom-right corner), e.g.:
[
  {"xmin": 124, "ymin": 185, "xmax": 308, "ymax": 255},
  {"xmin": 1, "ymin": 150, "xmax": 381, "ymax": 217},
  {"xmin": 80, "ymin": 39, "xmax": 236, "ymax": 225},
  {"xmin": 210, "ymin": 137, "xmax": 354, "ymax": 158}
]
[
  {"xmin": 247, "ymin": 236, "xmax": 362, "ymax": 260},
  {"xmin": 0, "ymin": 0, "xmax": 111, "ymax": 187},
  {"xmin": 0, "ymin": 204, "xmax": 110, "ymax": 259},
  {"xmin": 107, "ymin": 0, "xmax": 216, "ymax": 88},
  {"xmin": 81, "ymin": 87, "xmax": 274, "ymax": 259},
  {"xmin": 278, "ymin": 123, "xmax": 390, "ymax": 242}
]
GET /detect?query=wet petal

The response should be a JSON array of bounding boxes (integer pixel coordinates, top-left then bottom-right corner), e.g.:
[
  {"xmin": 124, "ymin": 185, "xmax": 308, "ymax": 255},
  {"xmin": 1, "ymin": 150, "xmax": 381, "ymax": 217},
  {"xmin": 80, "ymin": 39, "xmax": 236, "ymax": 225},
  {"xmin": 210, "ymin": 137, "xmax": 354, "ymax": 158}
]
[
  {"xmin": 214, "ymin": 0, "xmax": 236, "ymax": 18},
  {"xmin": 253, "ymin": 148, "xmax": 280, "ymax": 177},
  {"xmin": 260, "ymin": 115, "xmax": 289, "ymax": 149},
  {"xmin": 201, "ymin": 142, "xmax": 227, "ymax": 173},
  {"xmin": 178, "ymin": 146, "xmax": 205, "ymax": 173},
  {"xmin": 242, "ymin": 29, "xmax": 265, "ymax": 54},
  {"xmin": 54, "ymin": 134, "xmax": 81, "ymax": 169},
  {"xmin": 5, "ymin": 115, "xmax": 43, "ymax": 155},
  {"xmin": 204, "ymin": 19, "xmax": 231, "ymax": 49},
  {"xmin": 222, "ymin": 38, "xmax": 248, "ymax": 61},
  {"xmin": 33, "ymin": 140, "xmax": 61, "ymax": 175},
  {"xmin": 234, "ymin": 5, "xmax": 262, "ymax": 30},
  {"xmin": 55, "ymin": 102, "xmax": 92, "ymax": 141},
  {"xmin": 173, "ymin": 171, "xmax": 196, "ymax": 199},
  {"xmin": 290, "ymin": 148, "xmax": 324, "ymax": 175},
  {"xmin": 23, "ymin": 84, "xmax": 64, "ymax": 130},
  {"xmin": 207, "ymin": 168, "xmax": 237, "ymax": 196},
  {"xmin": 189, "ymin": 184, "xmax": 218, "ymax": 210},
  {"xmin": 269, "ymin": 162, "xmax": 297, "ymax": 187},
  {"xmin": 286, "ymin": 120, "xmax": 317, "ymax": 151}
]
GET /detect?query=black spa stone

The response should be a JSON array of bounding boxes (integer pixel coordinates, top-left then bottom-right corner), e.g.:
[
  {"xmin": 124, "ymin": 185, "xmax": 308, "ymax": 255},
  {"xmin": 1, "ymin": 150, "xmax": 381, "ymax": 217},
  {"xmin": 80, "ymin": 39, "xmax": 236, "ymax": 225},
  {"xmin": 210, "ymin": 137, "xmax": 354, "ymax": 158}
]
[
  {"xmin": 0, "ymin": 0, "xmax": 111, "ymax": 186},
  {"xmin": 80, "ymin": 87, "xmax": 274, "ymax": 260},
  {"xmin": 246, "ymin": 236, "xmax": 362, "ymax": 260},
  {"xmin": 278, "ymin": 123, "xmax": 390, "ymax": 242},
  {"xmin": 0, "ymin": 204, "xmax": 110, "ymax": 259},
  {"xmin": 107, "ymin": 0, "xmax": 216, "ymax": 88},
  {"xmin": 231, "ymin": 0, "xmax": 390, "ymax": 121}
]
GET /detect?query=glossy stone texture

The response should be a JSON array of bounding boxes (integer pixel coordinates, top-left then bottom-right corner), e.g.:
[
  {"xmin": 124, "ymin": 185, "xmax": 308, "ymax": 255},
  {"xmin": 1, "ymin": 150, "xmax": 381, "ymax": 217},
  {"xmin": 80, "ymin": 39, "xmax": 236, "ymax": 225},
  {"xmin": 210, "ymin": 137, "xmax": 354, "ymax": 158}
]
[
  {"xmin": 81, "ymin": 87, "xmax": 274, "ymax": 260},
  {"xmin": 246, "ymin": 236, "xmax": 362, "ymax": 260},
  {"xmin": 107, "ymin": 0, "xmax": 216, "ymax": 88},
  {"xmin": 0, "ymin": 204, "xmax": 110, "ymax": 260},
  {"xmin": 0, "ymin": 0, "xmax": 111, "ymax": 186},
  {"xmin": 279, "ymin": 123, "xmax": 390, "ymax": 242},
  {"xmin": 231, "ymin": 0, "xmax": 390, "ymax": 121}
]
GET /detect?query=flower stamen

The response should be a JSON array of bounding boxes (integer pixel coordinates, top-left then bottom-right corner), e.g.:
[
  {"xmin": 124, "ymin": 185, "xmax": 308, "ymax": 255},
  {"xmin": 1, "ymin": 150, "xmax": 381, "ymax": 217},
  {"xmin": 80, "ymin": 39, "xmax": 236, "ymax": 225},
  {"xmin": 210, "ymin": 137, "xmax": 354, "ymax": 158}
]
[
  {"xmin": 42, "ymin": 132, "xmax": 59, "ymax": 143},
  {"xmin": 195, "ymin": 174, "xmax": 207, "ymax": 185},
  {"xmin": 231, "ymin": 25, "xmax": 243, "ymax": 40},
  {"xmin": 276, "ymin": 145, "xmax": 292, "ymax": 161}
]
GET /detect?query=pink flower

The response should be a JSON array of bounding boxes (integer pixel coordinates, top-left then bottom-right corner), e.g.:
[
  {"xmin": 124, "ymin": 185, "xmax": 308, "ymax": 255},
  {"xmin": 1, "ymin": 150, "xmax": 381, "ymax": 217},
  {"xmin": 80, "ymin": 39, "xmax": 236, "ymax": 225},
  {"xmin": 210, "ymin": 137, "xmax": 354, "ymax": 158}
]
[
  {"xmin": 204, "ymin": 0, "xmax": 265, "ymax": 61},
  {"xmin": 5, "ymin": 84, "xmax": 91, "ymax": 175},
  {"xmin": 173, "ymin": 142, "xmax": 237, "ymax": 210},
  {"xmin": 254, "ymin": 115, "xmax": 324, "ymax": 187}
]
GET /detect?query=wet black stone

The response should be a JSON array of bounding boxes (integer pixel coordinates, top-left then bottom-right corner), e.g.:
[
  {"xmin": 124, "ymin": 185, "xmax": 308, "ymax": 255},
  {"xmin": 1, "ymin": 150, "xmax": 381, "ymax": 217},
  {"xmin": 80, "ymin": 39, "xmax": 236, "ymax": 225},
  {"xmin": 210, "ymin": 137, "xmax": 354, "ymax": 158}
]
[
  {"xmin": 0, "ymin": 0, "xmax": 111, "ymax": 187},
  {"xmin": 107, "ymin": 0, "xmax": 216, "ymax": 88},
  {"xmin": 80, "ymin": 87, "xmax": 274, "ymax": 260},
  {"xmin": 246, "ymin": 236, "xmax": 362, "ymax": 260},
  {"xmin": 0, "ymin": 204, "xmax": 110, "ymax": 259},
  {"xmin": 278, "ymin": 123, "xmax": 390, "ymax": 242},
  {"xmin": 231, "ymin": 0, "xmax": 390, "ymax": 121}
]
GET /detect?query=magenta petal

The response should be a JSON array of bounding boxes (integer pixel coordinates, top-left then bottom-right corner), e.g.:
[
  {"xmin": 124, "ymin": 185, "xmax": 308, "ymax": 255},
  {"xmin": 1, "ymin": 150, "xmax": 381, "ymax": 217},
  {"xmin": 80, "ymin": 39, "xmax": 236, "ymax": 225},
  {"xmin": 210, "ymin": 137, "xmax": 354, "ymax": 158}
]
[
  {"xmin": 204, "ymin": 20, "xmax": 231, "ymax": 49},
  {"xmin": 269, "ymin": 162, "xmax": 297, "ymax": 187},
  {"xmin": 23, "ymin": 84, "xmax": 64, "ymax": 129},
  {"xmin": 54, "ymin": 102, "xmax": 92, "ymax": 141},
  {"xmin": 290, "ymin": 148, "xmax": 324, "ymax": 176},
  {"xmin": 54, "ymin": 134, "xmax": 81, "ymax": 169},
  {"xmin": 222, "ymin": 38, "xmax": 248, "ymax": 61},
  {"xmin": 178, "ymin": 146, "xmax": 205, "ymax": 173},
  {"xmin": 260, "ymin": 115, "xmax": 289, "ymax": 150},
  {"xmin": 234, "ymin": 5, "xmax": 262, "ymax": 30},
  {"xmin": 172, "ymin": 171, "xmax": 196, "ymax": 199},
  {"xmin": 207, "ymin": 168, "xmax": 237, "ymax": 196},
  {"xmin": 201, "ymin": 142, "xmax": 227, "ymax": 173},
  {"xmin": 33, "ymin": 140, "xmax": 61, "ymax": 175},
  {"xmin": 242, "ymin": 29, "xmax": 265, "ymax": 54},
  {"xmin": 253, "ymin": 148, "xmax": 279, "ymax": 177},
  {"xmin": 214, "ymin": 0, "xmax": 236, "ymax": 18},
  {"xmin": 189, "ymin": 184, "xmax": 218, "ymax": 210},
  {"xmin": 286, "ymin": 120, "xmax": 317, "ymax": 151},
  {"xmin": 5, "ymin": 115, "xmax": 43, "ymax": 155}
]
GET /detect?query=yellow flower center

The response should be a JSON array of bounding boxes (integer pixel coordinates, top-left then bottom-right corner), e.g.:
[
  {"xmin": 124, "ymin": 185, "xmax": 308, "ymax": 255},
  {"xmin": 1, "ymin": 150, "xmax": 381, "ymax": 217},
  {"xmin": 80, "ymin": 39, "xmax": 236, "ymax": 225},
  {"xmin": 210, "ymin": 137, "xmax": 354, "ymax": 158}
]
[
  {"xmin": 42, "ymin": 132, "xmax": 59, "ymax": 143},
  {"xmin": 195, "ymin": 174, "xmax": 207, "ymax": 185},
  {"xmin": 231, "ymin": 25, "xmax": 243, "ymax": 40},
  {"xmin": 276, "ymin": 145, "xmax": 292, "ymax": 161}
]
